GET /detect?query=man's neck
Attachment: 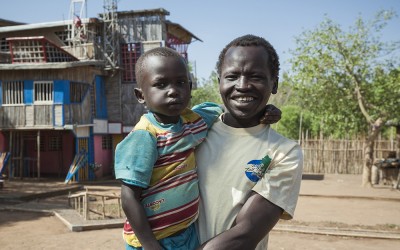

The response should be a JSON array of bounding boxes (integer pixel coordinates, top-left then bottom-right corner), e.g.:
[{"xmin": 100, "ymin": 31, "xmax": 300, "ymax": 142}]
[{"xmin": 221, "ymin": 113, "xmax": 261, "ymax": 128}]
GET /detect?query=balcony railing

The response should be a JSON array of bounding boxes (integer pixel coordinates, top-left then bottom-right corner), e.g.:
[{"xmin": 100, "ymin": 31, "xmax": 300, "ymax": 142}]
[{"xmin": 7, "ymin": 36, "xmax": 79, "ymax": 64}]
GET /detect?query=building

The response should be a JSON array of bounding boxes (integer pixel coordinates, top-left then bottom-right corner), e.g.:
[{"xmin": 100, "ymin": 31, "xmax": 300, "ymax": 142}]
[{"xmin": 0, "ymin": 4, "xmax": 201, "ymax": 182}]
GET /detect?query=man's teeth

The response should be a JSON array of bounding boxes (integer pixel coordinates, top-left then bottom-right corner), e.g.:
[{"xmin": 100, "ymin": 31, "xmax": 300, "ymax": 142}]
[{"xmin": 235, "ymin": 97, "xmax": 254, "ymax": 102}]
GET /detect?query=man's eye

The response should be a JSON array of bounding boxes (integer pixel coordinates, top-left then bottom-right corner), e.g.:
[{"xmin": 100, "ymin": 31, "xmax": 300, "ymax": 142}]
[
  {"xmin": 225, "ymin": 75, "xmax": 238, "ymax": 81},
  {"xmin": 251, "ymin": 75, "xmax": 265, "ymax": 81}
]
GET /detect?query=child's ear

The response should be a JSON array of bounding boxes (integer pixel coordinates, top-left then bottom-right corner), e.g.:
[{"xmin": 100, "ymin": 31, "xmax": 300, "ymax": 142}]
[
  {"xmin": 134, "ymin": 88, "xmax": 145, "ymax": 104},
  {"xmin": 189, "ymin": 81, "xmax": 193, "ymax": 98}
]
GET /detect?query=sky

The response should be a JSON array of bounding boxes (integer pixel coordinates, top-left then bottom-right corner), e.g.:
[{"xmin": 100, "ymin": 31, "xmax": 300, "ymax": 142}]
[{"xmin": 1, "ymin": 0, "xmax": 399, "ymax": 81}]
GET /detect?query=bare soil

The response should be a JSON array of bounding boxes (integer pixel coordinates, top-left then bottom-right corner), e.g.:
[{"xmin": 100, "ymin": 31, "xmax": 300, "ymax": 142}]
[
  {"xmin": 1, "ymin": 174, "xmax": 400, "ymax": 249},
  {"xmin": 1, "ymin": 207, "xmax": 399, "ymax": 250}
]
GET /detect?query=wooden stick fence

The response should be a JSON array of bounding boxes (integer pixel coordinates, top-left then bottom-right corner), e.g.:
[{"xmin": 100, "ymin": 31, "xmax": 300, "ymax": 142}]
[
  {"xmin": 68, "ymin": 187, "xmax": 123, "ymax": 220},
  {"xmin": 301, "ymin": 137, "xmax": 399, "ymax": 174}
]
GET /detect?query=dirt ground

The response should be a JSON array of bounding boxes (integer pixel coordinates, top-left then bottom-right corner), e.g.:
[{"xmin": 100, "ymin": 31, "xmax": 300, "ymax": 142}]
[
  {"xmin": 1, "ymin": 174, "xmax": 400, "ymax": 250},
  {"xmin": 0, "ymin": 210, "xmax": 399, "ymax": 250}
]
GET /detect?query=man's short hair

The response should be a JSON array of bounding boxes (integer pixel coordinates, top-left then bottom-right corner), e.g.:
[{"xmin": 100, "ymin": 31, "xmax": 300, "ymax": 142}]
[{"xmin": 216, "ymin": 34, "xmax": 280, "ymax": 84}]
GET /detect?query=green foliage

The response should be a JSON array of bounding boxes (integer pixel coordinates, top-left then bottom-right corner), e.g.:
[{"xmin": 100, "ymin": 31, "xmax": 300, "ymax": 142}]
[
  {"xmin": 287, "ymin": 10, "xmax": 400, "ymax": 138},
  {"xmin": 272, "ymin": 105, "xmax": 312, "ymax": 140},
  {"xmin": 190, "ymin": 71, "xmax": 222, "ymax": 107},
  {"xmin": 269, "ymin": 73, "xmax": 297, "ymax": 107}
]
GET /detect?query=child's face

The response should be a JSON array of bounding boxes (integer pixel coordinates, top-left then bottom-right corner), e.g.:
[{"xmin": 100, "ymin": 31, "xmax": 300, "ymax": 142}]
[
  {"xmin": 219, "ymin": 46, "xmax": 278, "ymax": 127},
  {"xmin": 135, "ymin": 55, "xmax": 191, "ymax": 124}
]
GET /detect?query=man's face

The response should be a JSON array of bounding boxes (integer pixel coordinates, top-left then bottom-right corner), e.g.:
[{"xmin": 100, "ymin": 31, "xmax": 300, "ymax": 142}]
[
  {"xmin": 135, "ymin": 55, "xmax": 191, "ymax": 124},
  {"xmin": 219, "ymin": 46, "xmax": 278, "ymax": 128}
]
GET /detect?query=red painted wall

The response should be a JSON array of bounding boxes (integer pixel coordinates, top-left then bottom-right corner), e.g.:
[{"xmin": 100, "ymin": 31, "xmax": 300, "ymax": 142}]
[
  {"xmin": 24, "ymin": 131, "xmax": 74, "ymax": 177},
  {"xmin": 0, "ymin": 132, "xmax": 7, "ymax": 152},
  {"xmin": 62, "ymin": 132, "xmax": 75, "ymax": 174},
  {"xmin": 94, "ymin": 135, "xmax": 113, "ymax": 178}
]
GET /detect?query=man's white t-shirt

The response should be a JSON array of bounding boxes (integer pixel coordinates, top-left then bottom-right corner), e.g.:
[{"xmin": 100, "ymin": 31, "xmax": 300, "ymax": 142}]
[{"xmin": 196, "ymin": 118, "xmax": 303, "ymax": 249}]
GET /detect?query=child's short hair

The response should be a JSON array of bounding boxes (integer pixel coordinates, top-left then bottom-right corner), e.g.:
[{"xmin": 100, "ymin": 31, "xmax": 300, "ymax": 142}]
[
  {"xmin": 135, "ymin": 47, "xmax": 186, "ymax": 86},
  {"xmin": 216, "ymin": 35, "xmax": 280, "ymax": 84}
]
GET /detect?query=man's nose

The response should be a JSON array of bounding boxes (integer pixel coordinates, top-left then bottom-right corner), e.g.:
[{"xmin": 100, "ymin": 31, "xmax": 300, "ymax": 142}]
[{"xmin": 235, "ymin": 76, "xmax": 249, "ymax": 90}]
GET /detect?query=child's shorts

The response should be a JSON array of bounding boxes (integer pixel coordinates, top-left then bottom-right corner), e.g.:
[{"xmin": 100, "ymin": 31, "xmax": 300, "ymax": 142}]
[{"xmin": 125, "ymin": 223, "xmax": 199, "ymax": 250}]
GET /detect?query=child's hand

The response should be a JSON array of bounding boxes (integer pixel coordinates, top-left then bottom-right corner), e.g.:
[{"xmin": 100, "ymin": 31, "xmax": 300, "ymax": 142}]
[{"xmin": 260, "ymin": 104, "xmax": 281, "ymax": 124}]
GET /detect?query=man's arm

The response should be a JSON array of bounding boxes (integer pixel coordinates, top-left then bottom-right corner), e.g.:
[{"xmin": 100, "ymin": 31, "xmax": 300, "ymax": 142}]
[
  {"xmin": 198, "ymin": 191, "xmax": 283, "ymax": 250},
  {"xmin": 121, "ymin": 183, "xmax": 162, "ymax": 250}
]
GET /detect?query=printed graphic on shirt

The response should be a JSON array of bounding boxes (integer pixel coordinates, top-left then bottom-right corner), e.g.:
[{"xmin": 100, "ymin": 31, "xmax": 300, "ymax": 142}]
[
  {"xmin": 145, "ymin": 198, "xmax": 166, "ymax": 211},
  {"xmin": 245, "ymin": 155, "xmax": 272, "ymax": 182}
]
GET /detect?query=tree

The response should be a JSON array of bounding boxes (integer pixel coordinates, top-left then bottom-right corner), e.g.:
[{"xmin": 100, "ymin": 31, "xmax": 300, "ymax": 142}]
[
  {"xmin": 190, "ymin": 71, "xmax": 222, "ymax": 107},
  {"xmin": 272, "ymin": 105, "xmax": 313, "ymax": 140},
  {"xmin": 288, "ymin": 10, "xmax": 400, "ymax": 186}
]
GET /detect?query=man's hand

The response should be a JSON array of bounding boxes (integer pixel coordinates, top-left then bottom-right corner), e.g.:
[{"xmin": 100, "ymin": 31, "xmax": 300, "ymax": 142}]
[
  {"xmin": 198, "ymin": 192, "xmax": 282, "ymax": 250},
  {"xmin": 260, "ymin": 104, "xmax": 281, "ymax": 124}
]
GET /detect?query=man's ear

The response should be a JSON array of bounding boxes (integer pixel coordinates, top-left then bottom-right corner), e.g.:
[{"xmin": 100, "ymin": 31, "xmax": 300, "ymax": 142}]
[
  {"xmin": 134, "ymin": 88, "xmax": 145, "ymax": 104},
  {"xmin": 272, "ymin": 81, "xmax": 278, "ymax": 94}
]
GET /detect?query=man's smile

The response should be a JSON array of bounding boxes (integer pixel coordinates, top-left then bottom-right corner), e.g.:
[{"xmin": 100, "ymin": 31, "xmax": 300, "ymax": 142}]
[{"xmin": 232, "ymin": 96, "xmax": 255, "ymax": 103}]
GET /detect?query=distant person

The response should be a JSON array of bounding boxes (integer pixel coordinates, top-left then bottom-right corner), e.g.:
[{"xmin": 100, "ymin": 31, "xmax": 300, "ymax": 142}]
[
  {"xmin": 114, "ymin": 47, "xmax": 281, "ymax": 250},
  {"xmin": 196, "ymin": 35, "xmax": 303, "ymax": 250}
]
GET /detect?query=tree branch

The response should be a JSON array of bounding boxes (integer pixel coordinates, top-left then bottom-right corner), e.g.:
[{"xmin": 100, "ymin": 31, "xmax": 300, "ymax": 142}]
[{"xmin": 334, "ymin": 37, "xmax": 374, "ymax": 125}]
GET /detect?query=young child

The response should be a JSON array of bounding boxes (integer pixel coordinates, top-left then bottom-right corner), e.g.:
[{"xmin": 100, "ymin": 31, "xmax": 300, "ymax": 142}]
[
  {"xmin": 115, "ymin": 47, "xmax": 222, "ymax": 250},
  {"xmin": 114, "ymin": 47, "xmax": 280, "ymax": 250}
]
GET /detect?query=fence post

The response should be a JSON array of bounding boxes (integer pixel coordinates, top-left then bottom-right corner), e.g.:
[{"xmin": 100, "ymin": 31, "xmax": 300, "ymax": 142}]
[
  {"xmin": 84, "ymin": 189, "xmax": 89, "ymax": 220},
  {"xmin": 102, "ymin": 196, "xmax": 105, "ymax": 219},
  {"xmin": 118, "ymin": 197, "xmax": 121, "ymax": 218}
]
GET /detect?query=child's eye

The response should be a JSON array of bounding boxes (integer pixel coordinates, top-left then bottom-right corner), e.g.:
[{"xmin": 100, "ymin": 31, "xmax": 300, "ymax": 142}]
[{"xmin": 154, "ymin": 82, "xmax": 167, "ymax": 88}]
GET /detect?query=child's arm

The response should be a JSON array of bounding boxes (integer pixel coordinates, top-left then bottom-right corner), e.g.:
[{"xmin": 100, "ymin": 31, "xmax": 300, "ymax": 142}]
[
  {"xmin": 191, "ymin": 102, "xmax": 224, "ymax": 128},
  {"xmin": 121, "ymin": 182, "xmax": 162, "ymax": 250},
  {"xmin": 260, "ymin": 104, "xmax": 281, "ymax": 124},
  {"xmin": 193, "ymin": 102, "xmax": 281, "ymax": 126}
]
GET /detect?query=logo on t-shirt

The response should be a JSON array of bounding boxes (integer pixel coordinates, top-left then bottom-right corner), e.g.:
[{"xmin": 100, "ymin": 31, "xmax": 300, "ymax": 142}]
[
  {"xmin": 145, "ymin": 198, "xmax": 165, "ymax": 211},
  {"xmin": 245, "ymin": 155, "xmax": 272, "ymax": 182}
]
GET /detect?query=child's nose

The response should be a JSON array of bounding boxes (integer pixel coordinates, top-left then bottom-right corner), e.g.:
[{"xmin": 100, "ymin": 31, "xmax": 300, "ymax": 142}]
[{"xmin": 167, "ymin": 87, "xmax": 179, "ymax": 97}]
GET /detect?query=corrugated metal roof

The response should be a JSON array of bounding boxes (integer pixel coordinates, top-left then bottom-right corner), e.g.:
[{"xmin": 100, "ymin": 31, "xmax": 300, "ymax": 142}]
[
  {"xmin": 165, "ymin": 21, "xmax": 202, "ymax": 43},
  {"xmin": 115, "ymin": 8, "xmax": 170, "ymax": 17},
  {"xmin": 0, "ymin": 18, "xmax": 98, "ymax": 33},
  {"xmin": 0, "ymin": 18, "xmax": 25, "ymax": 27}
]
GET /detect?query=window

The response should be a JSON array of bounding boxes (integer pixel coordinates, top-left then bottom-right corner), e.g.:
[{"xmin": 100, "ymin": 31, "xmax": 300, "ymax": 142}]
[
  {"xmin": 102, "ymin": 135, "xmax": 112, "ymax": 150},
  {"xmin": 166, "ymin": 34, "xmax": 188, "ymax": 60},
  {"xmin": 54, "ymin": 31, "xmax": 69, "ymax": 45},
  {"xmin": 2, "ymin": 81, "xmax": 24, "ymax": 105},
  {"xmin": 34, "ymin": 81, "xmax": 53, "ymax": 103},
  {"xmin": 34, "ymin": 137, "xmax": 46, "ymax": 152},
  {"xmin": 48, "ymin": 136, "xmax": 62, "ymax": 151},
  {"xmin": 70, "ymin": 82, "xmax": 88, "ymax": 103},
  {"xmin": 0, "ymin": 37, "xmax": 9, "ymax": 52},
  {"xmin": 121, "ymin": 43, "xmax": 141, "ymax": 83}
]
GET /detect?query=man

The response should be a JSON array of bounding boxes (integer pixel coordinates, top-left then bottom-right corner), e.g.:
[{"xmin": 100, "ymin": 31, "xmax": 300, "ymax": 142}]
[{"xmin": 196, "ymin": 35, "xmax": 303, "ymax": 250}]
